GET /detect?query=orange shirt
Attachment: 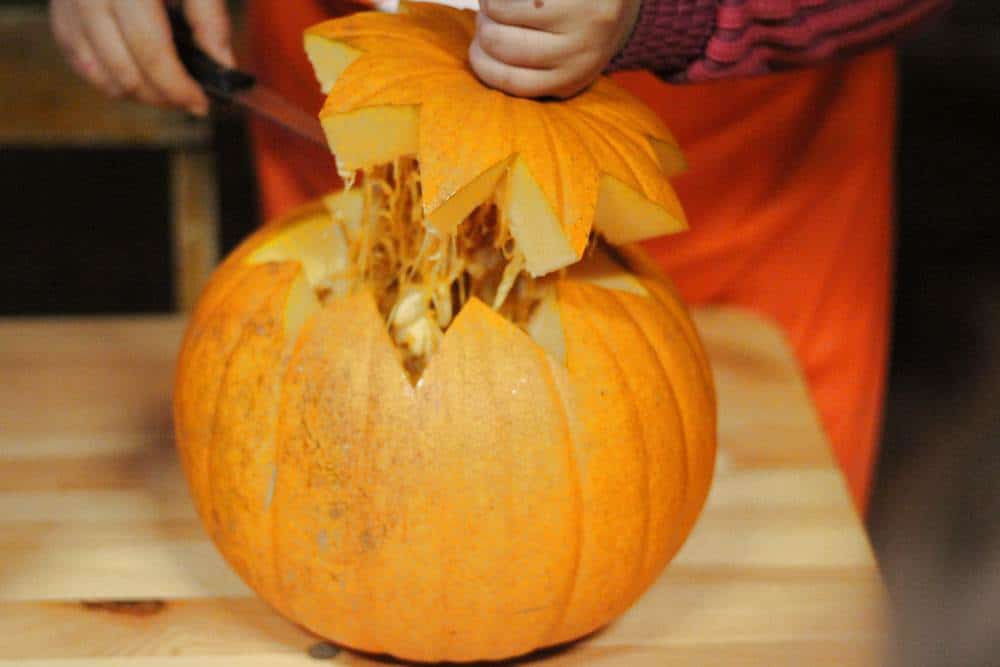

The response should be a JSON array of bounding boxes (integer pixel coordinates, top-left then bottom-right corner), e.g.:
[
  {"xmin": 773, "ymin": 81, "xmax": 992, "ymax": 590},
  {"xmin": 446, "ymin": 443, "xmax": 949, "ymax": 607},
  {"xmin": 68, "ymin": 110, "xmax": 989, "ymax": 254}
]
[{"xmin": 247, "ymin": 1, "xmax": 894, "ymax": 513}]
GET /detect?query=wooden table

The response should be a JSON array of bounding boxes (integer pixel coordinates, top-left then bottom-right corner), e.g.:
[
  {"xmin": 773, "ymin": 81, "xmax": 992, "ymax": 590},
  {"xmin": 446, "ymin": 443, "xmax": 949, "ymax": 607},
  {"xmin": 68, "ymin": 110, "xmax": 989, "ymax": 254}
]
[{"xmin": 0, "ymin": 311, "xmax": 886, "ymax": 665}]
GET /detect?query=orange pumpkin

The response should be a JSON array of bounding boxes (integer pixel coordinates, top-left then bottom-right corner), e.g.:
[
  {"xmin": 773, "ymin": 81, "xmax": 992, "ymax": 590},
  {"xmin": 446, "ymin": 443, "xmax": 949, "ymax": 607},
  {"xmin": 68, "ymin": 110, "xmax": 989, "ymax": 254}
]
[{"xmin": 174, "ymin": 3, "xmax": 715, "ymax": 662}]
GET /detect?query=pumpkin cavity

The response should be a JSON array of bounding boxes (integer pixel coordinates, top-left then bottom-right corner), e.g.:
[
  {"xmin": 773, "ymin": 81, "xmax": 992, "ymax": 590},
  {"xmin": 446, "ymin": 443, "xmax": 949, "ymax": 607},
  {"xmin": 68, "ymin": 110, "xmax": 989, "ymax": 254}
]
[
  {"xmin": 316, "ymin": 156, "xmax": 564, "ymax": 381},
  {"xmin": 245, "ymin": 160, "xmax": 655, "ymax": 383}
]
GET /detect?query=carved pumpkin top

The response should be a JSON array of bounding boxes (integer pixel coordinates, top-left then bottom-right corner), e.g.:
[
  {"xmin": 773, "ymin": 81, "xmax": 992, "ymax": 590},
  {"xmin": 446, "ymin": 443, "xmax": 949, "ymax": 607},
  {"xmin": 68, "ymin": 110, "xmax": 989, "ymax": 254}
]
[{"xmin": 305, "ymin": 2, "xmax": 688, "ymax": 276}]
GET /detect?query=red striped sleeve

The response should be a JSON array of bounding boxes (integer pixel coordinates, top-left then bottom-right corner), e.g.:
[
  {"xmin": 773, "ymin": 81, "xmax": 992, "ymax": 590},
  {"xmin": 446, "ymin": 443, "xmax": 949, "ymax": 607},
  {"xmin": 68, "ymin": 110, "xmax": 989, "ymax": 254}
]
[{"xmin": 607, "ymin": 0, "xmax": 953, "ymax": 81}]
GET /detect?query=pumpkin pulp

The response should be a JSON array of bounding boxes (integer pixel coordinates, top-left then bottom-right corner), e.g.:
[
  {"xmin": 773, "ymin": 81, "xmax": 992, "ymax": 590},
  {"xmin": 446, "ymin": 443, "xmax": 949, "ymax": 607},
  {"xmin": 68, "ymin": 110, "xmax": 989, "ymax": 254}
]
[
  {"xmin": 253, "ymin": 156, "xmax": 605, "ymax": 382},
  {"xmin": 333, "ymin": 156, "xmax": 562, "ymax": 380}
]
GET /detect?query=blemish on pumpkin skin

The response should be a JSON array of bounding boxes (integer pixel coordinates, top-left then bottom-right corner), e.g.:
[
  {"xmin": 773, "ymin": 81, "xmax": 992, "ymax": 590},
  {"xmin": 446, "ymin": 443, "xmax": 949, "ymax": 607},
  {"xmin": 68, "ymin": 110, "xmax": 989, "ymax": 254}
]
[
  {"xmin": 263, "ymin": 466, "xmax": 278, "ymax": 510},
  {"xmin": 534, "ymin": 0, "xmax": 544, "ymax": 7},
  {"xmin": 81, "ymin": 600, "xmax": 166, "ymax": 616}
]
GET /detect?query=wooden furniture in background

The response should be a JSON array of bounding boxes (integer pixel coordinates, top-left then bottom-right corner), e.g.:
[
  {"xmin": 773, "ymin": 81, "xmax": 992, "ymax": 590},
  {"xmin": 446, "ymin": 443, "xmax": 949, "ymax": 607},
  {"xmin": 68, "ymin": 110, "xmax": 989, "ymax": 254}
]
[
  {"xmin": 0, "ymin": 309, "xmax": 887, "ymax": 665},
  {"xmin": 0, "ymin": 7, "xmax": 219, "ymax": 311}
]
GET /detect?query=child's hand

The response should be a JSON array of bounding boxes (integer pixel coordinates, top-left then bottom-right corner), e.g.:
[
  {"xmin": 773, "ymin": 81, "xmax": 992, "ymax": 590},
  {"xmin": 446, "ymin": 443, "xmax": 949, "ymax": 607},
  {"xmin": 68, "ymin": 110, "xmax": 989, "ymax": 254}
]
[
  {"xmin": 49, "ymin": 0, "xmax": 234, "ymax": 116},
  {"xmin": 469, "ymin": 0, "xmax": 641, "ymax": 99}
]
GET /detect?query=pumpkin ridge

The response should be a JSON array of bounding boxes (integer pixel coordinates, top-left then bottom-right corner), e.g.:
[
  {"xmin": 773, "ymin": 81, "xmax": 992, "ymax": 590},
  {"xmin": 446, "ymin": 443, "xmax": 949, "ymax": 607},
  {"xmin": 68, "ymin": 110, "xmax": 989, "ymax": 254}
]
[
  {"xmin": 567, "ymin": 105, "xmax": 660, "ymax": 203},
  {"xmin": 403, "ymin": 0, "xmax": 477, "ymax": 44},
  {"xmin": 415, "ymin": 80, "xmax": 507, "ymax": 215},
  {"xmin": 358, "ymin": 320, "xmax": 386, "ymax": 655},
  {"xmin": 314, "ymin": 9, "xmax": 469, "ymax": 72},
  {"xmin": 270, "ymin": 292, "xmax": 414, "ymax": 644},
  {"xmin": 178, "ymin": 264, "xmax": 291, "ymax": 525},
  {"xmin": 535, "ymin": 105, "xmax": 566, "ymax": 225},
  {"xmin": 607, "ymin": 288, "xmax": 691, "ymax": 584},
  {"xmin": 572, "ymin": 286, "xmax": 653, "ymax": 618},
  {"xmin": 633, "ymin": 280, "xmax": 716, "ymax": 536},
  {"xmin": 186, "ymin": 236, "xmax": 284, "ymax": 329},
  {"xmin": 640, "ymin": 278, "xmax": 714, "ymax": 393},
  {"xmin": 433, "ymin": 403, "xmax": 449, "ymax": 661},
  {"xmin": 535, "ymin": 349, "xmax": 585, "ymax": 647},
  {"xmin": 543, "ymin": 105, "xmax": 598, "ymax": 239},
  {"xmin": 202, "ymin": 275, "xmax": 290, "ymax": 544},
  {"xmin": 177, "ymin": 260, "xmax": 263, "ymax": 393},
  {"xmin": 183, "ymin": 268, "xmax": 245, "ymax": 345},
  {"xmin": 269, "ymin": 296, "xmax": 327, "ymax": 619},
  {"xmin": 574, "ymin": 81, "xmax": 677, "ymax": 150},
  {"xmin": 325, "ymin": 69, "xmax": 419, "ymax": 115},
  {"xmin": 651, "ymin": 290, "xmax": 710, "ymax": 398},
  {"xmin": 207, "ymin": 269, "xmax": 309, "ymax": 608},
  {"xmin": 399, "ymin": 2, "xmax": 477, "ymax": 57},
  {"xmin": 206, "ymin": 300, "xmax": 264, "ymax": 553},
  {"xmin": 484, "ymin": 330, "xmax": 511, "ymax": 658},
  {"xmin": 343, "ymin": 33, "xmax": 459, "ymax": 64}
]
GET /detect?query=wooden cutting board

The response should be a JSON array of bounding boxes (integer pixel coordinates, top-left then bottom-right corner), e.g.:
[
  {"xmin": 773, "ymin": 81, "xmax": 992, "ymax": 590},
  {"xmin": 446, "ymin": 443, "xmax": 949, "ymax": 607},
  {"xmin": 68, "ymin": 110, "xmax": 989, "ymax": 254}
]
[{"xmin": 0, "ymin": 309, "xmax": 886, "ymax": 665}]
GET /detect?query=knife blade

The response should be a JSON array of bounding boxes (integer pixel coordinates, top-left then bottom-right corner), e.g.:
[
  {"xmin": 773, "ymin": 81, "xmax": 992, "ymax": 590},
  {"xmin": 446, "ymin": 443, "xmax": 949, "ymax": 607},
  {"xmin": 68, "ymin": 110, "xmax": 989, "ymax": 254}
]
[{"xmin": 168, "ymin": 7, "xmax": 328, "ymax": 147}]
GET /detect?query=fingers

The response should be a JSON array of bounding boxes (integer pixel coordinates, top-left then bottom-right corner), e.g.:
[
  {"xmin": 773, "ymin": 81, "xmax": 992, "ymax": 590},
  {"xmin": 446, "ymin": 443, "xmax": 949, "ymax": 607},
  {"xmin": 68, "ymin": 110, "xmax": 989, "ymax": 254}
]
[
  {"xmin": 51, "ymin": 1, "xmax": 115, "ymax": 93},
  {"xmin": 49, "ymin": 0, "xmax": 224, "ymax": 115},
  {"xmin": 469, "ymin": 38, "xmax": 590, "ymax": 99},
  {"xmin": 183, "ymin": 0, "xmax": 235, "ymax": 67},
  {"xmin": 480, "ymin": 0, "xmax": 564, "ymax": 31},
  {"xmin": 111, "ymin": 0, "xmax": 208, "ymax": 114},
  {"xmin": 474, "ymin": 11, "xmax": 570, "ymax": 69},
  {"xmin": 470, "ymin": 4, "xmax": 602, "ymax": 99},
  {"xmin": 78, "ymin": 2, "xmax": 163, "ymax": 104},
  {"xmin": 471, "ymin": 0, "xmax": 638, "ymax": 98}
]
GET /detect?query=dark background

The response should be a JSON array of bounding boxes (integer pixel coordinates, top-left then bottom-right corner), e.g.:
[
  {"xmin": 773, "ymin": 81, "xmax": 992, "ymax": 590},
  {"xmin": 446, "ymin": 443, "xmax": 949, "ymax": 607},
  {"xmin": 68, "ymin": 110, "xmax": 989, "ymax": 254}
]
[{"xmin": 2, "ymin": 2, "xmax": 998, "ymax": 665}]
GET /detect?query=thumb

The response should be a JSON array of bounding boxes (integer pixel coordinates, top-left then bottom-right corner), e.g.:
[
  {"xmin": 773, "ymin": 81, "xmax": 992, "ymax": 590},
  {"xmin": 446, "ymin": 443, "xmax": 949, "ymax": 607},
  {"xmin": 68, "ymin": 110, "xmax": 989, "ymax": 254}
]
[{"xmin": 182, "ymin": 0, "xmax": 235, "ymax": 67}]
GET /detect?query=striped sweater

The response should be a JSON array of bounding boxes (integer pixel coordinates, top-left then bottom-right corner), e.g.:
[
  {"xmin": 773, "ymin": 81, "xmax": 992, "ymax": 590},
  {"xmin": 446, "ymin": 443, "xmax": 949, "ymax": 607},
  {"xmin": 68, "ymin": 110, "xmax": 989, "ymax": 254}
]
[{"xmin": 608, "ymin": 0, "xmax": 953, "ymax": 81}]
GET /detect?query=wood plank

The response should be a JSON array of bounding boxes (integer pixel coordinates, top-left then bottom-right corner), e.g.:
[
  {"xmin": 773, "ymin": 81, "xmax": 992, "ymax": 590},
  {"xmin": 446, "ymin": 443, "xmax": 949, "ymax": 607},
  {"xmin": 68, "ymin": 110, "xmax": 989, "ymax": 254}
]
[
  {"xmin": 0, "ymin": 317, "xmax": 182, "ymax": 442},
  {"xmin": 0, "ymin": 641, "xmax": 884, "ymax": 667},
  {"xmin": 0, "ymin": 539, "xmax": 249, "ymax": 602},
  {"xmin": 0, "ymin": 8, "xmax": 210, "ymax": 147},
  {"xmin": 0, "ymin": 312, "xmax": 884, "ymax": 664},
  {"xmin": 0, "ymin": 568, "xmax": 883, "ymax": 661},
  {"xmin": 0, "ymin": 598, "xmax": 310, "ymax": 660},
  {"xmin": 0, "ymin": 659, "xmax": 320, "ymax": 667},
  {"xmin": 692, "ymin": 308, "xmax": 835, "ymax": 469},
  {"xmin": 0, "ymin": 463, "xmax": 872, "ymax": 600},
  {"xmin": 505, "ymin": 640, "xmax": 884, "ymax": 667}
]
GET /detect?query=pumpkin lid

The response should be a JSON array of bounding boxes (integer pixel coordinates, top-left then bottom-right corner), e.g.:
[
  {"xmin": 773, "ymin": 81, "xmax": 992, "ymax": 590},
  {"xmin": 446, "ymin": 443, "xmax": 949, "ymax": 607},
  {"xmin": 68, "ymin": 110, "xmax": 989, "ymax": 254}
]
[{"xmin": 304, "ymin": 1, "xmax": 688, "ymax": 277}]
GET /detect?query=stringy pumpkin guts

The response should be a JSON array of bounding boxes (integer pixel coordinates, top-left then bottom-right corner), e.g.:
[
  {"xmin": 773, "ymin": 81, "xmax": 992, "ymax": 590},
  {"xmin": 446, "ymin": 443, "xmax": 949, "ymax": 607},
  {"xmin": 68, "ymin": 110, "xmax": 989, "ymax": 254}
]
[{"xmin": 318, "ymin": 157, "xmax": 556, "ymax": 380}]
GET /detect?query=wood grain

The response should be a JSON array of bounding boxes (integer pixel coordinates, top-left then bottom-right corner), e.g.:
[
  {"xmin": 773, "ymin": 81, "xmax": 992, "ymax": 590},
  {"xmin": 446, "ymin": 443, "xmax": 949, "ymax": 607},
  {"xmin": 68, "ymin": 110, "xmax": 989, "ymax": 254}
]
[{"xmin": 0, "ymin": 311, "xmax": 886, "ymax": 665}]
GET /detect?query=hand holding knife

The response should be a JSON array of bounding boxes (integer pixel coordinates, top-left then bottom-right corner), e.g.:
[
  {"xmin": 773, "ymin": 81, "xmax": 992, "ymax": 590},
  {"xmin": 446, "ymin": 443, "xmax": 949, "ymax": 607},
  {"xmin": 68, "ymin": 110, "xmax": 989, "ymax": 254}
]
[{"xmin": 168, "ymin": 7, "xmax": 328, "ymax": 147}]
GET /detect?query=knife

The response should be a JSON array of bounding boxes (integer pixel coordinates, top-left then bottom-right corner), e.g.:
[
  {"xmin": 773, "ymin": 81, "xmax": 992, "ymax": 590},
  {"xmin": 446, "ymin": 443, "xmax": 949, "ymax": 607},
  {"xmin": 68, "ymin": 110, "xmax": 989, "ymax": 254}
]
[{"xmin": 168, "ymin": 7, "xmax": 328, "ymax": 147}]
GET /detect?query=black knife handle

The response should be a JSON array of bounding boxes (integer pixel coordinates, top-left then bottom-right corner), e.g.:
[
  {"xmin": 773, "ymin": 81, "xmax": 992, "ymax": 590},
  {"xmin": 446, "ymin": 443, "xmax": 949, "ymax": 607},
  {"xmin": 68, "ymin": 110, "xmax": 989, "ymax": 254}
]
[{"xmin": 168, "ymin": 6, "xmax": 255, "ymax": 100}]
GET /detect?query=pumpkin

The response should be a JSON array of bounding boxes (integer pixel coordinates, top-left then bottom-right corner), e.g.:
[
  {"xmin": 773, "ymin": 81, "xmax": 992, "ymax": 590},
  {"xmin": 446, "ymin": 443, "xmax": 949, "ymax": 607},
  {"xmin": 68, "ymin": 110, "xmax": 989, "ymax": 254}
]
[{"xmin": 174, "ymin": 3, "xmax": 716, "ymax": 663}]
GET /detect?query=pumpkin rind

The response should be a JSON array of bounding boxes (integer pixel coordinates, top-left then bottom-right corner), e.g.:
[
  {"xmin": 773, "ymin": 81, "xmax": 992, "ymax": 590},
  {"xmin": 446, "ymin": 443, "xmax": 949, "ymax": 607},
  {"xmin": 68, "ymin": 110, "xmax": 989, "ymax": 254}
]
[{"xmin": 174, "ymin": 197, "xmax": 716, "ymax": 662}]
